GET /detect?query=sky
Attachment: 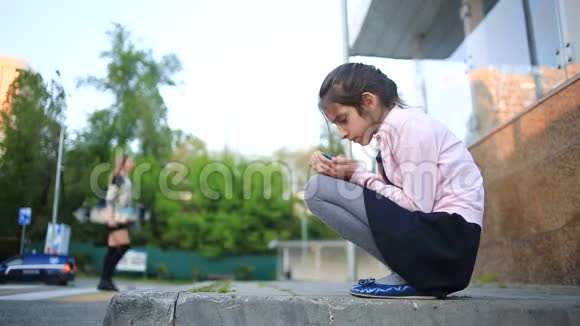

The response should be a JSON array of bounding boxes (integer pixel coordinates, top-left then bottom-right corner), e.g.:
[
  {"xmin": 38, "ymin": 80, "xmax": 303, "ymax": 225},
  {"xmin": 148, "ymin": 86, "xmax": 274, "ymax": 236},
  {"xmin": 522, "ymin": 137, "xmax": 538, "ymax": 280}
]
[{"xmin": 0, "ymin": 0, "xmax": 471, "ymax": 158}]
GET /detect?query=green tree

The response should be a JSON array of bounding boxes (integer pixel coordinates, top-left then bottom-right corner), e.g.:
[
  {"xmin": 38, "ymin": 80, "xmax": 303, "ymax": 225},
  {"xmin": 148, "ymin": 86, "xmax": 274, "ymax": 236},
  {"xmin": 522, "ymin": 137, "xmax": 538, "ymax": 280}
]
[
  {"xmin": 59, "ymin": 22, "xmax": 325, "ymax": 253},
  {"xmin": 0, "ymin": 71, "xmax": 66, "ymax": 240},
  {"xmin": 161, "ymin": 150, "xmax": 298, "ymax": 257},
  {"xmin": 64, "ymin": 23, "xmax": 183, "ymax": 244},
  {"xmin": 77, "ymin": 22, "xmax": 181, "ymax": 158}
]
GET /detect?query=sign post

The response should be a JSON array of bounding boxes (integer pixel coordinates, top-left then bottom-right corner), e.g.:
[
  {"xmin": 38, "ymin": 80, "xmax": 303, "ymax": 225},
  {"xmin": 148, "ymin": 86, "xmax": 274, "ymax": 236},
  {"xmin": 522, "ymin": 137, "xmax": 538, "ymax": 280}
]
[
  {"xmin": 18, "ymin": 207, "xmax": 32, "ymax": 254},
  {"xmin": 44, "ymin": 223, "xmax": 71, "ymax": 255}
]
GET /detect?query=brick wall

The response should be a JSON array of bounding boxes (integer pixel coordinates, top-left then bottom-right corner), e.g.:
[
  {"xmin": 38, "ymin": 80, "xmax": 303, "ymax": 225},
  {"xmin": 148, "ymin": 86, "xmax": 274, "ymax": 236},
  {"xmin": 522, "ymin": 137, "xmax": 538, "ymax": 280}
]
[{"xmin": 469, "ymin": 74, "xmax": 580, "ymax": 285}]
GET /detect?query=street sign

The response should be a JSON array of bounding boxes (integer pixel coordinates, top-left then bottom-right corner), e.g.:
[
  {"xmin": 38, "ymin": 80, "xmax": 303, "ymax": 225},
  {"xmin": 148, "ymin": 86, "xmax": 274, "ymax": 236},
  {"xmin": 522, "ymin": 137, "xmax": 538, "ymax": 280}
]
[
  {"xmin": 19, "ymin": 207, "xmax": 31, "ymax": 254},
  {"xmin": 116, "ymin": 250, "xmax": 147, "ymax": 273},
  {"xmin": 44, "ymin": 223, "xmax": 71, "ymax": 255},
  {"xmin": 18, "ymin": 207, "xmax": 31, "ymax": 225}
]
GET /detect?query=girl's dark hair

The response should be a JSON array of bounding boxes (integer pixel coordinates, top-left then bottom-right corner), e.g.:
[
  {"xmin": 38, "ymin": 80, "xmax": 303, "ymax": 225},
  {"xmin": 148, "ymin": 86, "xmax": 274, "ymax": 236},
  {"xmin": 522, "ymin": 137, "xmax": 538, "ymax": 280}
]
[{"xmin": 318, "ymin": 63, "xmax": 403, "ymax": 113}]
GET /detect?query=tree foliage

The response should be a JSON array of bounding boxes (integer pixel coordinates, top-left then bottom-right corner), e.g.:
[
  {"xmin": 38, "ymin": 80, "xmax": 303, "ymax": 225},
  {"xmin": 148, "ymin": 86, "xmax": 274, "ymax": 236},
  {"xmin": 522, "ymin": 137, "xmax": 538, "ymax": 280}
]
[
  {"xmin": 0, "ymin": 23, "xmax": 338, "ymax": 257},
  {"xmin": 64, "ymin": 23, "xmax": 183, "ymax": 244},
  {"xmin": 159, "ymin": 150, "xmax": 297, "ymax": 256},
  {"xmin": 77, "ymin": 22, "xmax": 181, "ymax": 158},
  {"xmin": 0, "ymin": 70, "xmax": 65, "ymax": 239}
]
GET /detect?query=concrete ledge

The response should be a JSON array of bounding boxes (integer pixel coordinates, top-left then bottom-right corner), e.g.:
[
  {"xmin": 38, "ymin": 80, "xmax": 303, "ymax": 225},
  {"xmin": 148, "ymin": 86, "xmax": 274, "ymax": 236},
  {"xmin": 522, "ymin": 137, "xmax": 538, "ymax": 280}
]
[
  {"xmin": 103, "ymin": 282, "xmax": 580, "ymax": 326},
  {"xmin": 103, "ymin": 290, "xmax": 178, "ymax": 325}
]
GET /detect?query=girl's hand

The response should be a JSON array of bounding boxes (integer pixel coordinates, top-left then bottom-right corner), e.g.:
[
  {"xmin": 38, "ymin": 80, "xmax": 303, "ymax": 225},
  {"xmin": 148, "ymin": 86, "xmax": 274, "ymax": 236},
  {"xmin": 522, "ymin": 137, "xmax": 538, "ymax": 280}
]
[
  {"xmin": 309, "ymin": 152, "xmax": 360, "ymax": 180},
  {"xmin": 309, "ymin": 151, "xmax": 336, "ymax": 176},
  {"xmin": 332, "ymin": 156, "xmax": 360, "ymax": 181}
]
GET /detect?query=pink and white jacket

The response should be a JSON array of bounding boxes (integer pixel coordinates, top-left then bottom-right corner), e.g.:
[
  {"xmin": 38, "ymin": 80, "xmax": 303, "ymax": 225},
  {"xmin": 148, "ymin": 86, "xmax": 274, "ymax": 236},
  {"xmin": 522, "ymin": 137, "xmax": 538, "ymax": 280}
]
[{"xmin": 350, "ymin": 107, "xmax": 485, "ymax": 227}]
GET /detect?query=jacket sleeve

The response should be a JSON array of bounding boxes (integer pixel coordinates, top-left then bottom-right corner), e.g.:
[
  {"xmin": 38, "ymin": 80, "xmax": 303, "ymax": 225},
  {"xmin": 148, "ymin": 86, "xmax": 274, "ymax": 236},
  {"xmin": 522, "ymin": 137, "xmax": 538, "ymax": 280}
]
[{"xmin": 349, "ymin": 119, "xmax": 439, "ymax": 213}]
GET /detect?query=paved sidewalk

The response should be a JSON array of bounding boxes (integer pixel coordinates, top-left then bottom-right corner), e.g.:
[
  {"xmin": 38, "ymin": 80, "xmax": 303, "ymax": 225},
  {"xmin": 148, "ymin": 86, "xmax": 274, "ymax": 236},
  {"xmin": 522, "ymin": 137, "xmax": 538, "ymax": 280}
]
[{"xmin": 103, "ymin": 281, "xmax": 580, "ymax": 326}]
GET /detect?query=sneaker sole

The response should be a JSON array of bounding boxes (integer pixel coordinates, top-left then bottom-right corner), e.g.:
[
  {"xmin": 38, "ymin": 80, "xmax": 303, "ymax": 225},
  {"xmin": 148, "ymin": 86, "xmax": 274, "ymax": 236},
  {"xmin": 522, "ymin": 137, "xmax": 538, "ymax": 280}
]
[{"xmin": 349, "ymin": 290, "xmax": 439, "ymax": 300}]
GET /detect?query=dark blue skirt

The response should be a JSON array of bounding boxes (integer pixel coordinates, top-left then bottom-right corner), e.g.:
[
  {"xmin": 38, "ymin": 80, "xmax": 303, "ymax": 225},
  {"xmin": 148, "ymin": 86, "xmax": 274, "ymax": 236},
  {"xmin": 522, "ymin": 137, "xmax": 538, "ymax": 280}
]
[{"xmin": 363, "ymin": 188, "xmax": 481, "ymax": 296}]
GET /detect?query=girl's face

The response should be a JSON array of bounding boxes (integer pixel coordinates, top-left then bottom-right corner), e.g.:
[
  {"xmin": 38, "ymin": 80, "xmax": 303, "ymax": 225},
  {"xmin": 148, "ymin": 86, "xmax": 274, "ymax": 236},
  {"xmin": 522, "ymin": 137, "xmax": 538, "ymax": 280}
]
[{"xmin": 323, "ymin": 93, "xmax": 387, "ymax": 146}]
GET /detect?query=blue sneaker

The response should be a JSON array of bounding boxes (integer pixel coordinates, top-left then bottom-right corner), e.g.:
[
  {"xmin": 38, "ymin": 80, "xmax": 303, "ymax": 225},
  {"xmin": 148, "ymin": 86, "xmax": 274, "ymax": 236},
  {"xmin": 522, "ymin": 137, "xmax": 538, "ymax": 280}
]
[{"xmin": 350, "ymin": 279, "xmax": 440, "ymax": 299}]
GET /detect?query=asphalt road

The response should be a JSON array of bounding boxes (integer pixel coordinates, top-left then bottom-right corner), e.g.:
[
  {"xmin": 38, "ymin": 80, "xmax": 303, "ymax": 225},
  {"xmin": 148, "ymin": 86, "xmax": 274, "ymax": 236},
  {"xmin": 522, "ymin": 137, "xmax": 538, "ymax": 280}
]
[
  {"xmin": 0, "ymin": 278, "xmax": 191, "ymax": 326},
  {"xmin": 0, "ymin": 299, "xmax": 109, "ymax": 326}
]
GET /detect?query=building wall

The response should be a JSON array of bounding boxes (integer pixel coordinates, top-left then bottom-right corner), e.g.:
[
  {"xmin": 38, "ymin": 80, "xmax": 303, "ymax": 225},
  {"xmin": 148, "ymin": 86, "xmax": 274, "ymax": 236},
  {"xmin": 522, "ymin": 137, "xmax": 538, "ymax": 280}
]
[
  {"xmin": 282, "ymin": 245, "xmax": 391, "ymax": 282},
  {"xmin": 0, "ymin": 56, "xmax": 29, "ymax": 106},
  {"xmin": 0, "ymin": 56, "xmax": 30, "ymax": 143},
  {"xmin": 469, "ymin": 74, "xmax": 580, "ymax": 285}
]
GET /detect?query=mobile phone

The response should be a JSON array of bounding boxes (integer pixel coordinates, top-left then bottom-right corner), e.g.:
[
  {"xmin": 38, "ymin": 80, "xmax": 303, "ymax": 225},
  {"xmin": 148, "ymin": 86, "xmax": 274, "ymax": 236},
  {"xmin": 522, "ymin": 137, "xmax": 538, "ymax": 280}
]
[{"xmin": 322, "ymin": 153, "xmax": 333, "ymax": 160}]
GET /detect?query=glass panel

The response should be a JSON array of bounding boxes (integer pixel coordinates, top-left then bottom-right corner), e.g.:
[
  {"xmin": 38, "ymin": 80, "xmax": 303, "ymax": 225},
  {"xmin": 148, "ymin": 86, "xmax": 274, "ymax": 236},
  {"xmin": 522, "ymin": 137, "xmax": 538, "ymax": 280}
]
[
  {"xmin": 466, "ymin": 0, "xmax": 531, "ymax": 68},
  {"xmin": 528, "ymin": 0, "xmax": 561, "ymax": 67},
  {"xmin": 347, "ymin": 0, "xmax": 576, "ymax": 147},
  {"xmin": 421, "ymin": 60, "xmax": 473, "ymax": 144},
  {"xmin": 461, "ymin": 0, "xmax": 568, "ymax": 144},
  {"xmin": 463, "ymin": 0, "xmax": 531, "ymax": 143},
  {"xmin": 556, "ymin": 0, "xmax": 580, "ymax": 77},
  {"xmin": 526, "ymin": 0, "xmax": 567, "ymax": 96}
]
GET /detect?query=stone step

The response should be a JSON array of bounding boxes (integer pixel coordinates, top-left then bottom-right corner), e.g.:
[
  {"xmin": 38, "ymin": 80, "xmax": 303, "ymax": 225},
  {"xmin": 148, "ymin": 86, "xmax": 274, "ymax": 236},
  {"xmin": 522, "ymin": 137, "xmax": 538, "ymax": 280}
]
[{"xmin": 103, "ymin": 281, "xmax": 580, "ymax": 326}]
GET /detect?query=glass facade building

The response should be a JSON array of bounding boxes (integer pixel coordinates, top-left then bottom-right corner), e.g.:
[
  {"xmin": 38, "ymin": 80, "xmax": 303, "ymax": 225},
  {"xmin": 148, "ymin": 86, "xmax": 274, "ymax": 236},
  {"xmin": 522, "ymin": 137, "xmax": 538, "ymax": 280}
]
[{"xmin": 348, "ymin": 0, "xmax": 579, "ymax": 145}]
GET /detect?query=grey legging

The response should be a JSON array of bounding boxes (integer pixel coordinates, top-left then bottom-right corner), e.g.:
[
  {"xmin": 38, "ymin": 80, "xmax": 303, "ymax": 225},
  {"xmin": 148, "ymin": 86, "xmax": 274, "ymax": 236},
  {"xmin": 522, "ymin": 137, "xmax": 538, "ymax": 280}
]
[{"xmin": 304, "ymin": 174, "xmax": 388, "ymax": 266}]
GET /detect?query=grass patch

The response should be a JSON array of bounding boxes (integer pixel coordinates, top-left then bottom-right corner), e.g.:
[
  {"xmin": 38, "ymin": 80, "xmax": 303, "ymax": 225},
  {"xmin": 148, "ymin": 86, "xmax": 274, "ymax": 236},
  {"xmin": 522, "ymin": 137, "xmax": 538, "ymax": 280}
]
[
  {"xmin": 257, "ymin": 282, "xmax": 297, "ymax": 296},
  {"xmin": 472, "ymin": 274, "xmax": 510, "ymax": 288},
  {"xmin": 189, "ymin": 280, "xmax": 233, "ymax": 294},
  {"xmin": 474, "ymin": 273, "xmax": 498, "ymax": 285},
  {"xmin": 217, "ymin": 280, "xmax": 233, "ymax": 293}
]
